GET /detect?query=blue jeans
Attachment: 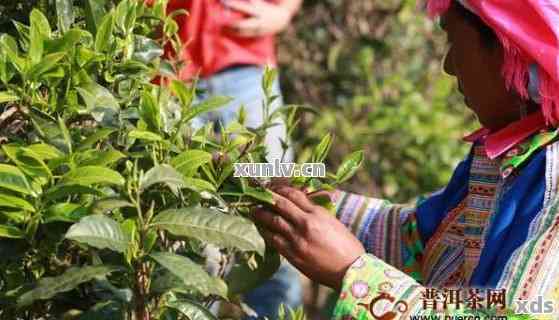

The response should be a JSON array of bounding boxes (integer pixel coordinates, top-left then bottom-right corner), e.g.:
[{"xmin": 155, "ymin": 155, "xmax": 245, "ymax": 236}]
[{"xmin": 194, "ymin": 66, "xmax": 301, "ymax": 319}]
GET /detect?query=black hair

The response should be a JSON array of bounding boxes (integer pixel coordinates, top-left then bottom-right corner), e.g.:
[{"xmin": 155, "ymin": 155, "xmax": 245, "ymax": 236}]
[{"xmin": 454, "ymin": 2, "xmax": 498, "ymax": 48}]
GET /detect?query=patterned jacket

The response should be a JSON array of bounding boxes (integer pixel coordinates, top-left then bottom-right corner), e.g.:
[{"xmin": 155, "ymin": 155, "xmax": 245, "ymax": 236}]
[{"xmin": 332, "ymin": 120, "xmax": 559, "ymax": 319}]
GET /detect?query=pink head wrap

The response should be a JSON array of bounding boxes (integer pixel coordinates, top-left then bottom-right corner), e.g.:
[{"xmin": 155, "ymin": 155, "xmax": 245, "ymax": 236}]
[{"xmin": 426, "ymin": 0, "xmax": 559, "ymax": 126}]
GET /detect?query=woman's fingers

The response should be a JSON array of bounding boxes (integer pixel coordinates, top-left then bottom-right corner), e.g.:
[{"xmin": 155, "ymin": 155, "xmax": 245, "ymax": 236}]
[
  {"xmin": 253, "ymin": 208, "xmax": 297, "ymax": 242},
  {"xmin": 260, "ymin": 229, "xmax": 294, "ymax": 260},
  {"xmin": 274, "ymin": 186, "xmax": 318, "ymax": 213},
  {"xmin": 270, "ymin": 191, "xmax": 307, "ymax": 226}
]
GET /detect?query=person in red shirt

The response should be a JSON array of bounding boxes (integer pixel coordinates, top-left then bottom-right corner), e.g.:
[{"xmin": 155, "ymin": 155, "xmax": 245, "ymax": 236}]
[{"xmin": 156, "ymin": 0, "xmax": 303, "ymax": 318}]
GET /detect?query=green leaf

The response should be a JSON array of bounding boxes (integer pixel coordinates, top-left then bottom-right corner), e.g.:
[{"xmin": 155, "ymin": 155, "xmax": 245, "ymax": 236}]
[
  {"xmin": 0, "ymin": 194, "xmax": 35, "ymax": 212},
  {"xmin": 128, "ymin": 130, "xmax": 164, "ymax": 142},
  {"xmin": 78, "ymin": 128, "xmax": 115, "ymax": 151},
  {"xmin": 133, "ymin": 35, "xmax": 163, "ymax": 64},
  {"xmin": 30, "ymin": 8, "xmax": 51, "ymax": 38},
  {"xmin": 311, "ymin": 133, "xmax": 332, "ymax": 163},
  {"xmin": 0, "ymin": 225, "xmax": 25, "ymax": 239},
  {"xmin": 90, "ymin": 197, "xmax": 133, "ymax": 215},
  {"xmin": 139, "ymin": 89, "xmax": 161, "ymax": 132},
  {"xmin": 17, "ymin": 265, "xmax": 120, "ymax": 307},
  {"xmin": 78, "ymin": 149, "xmax": 125, "ymax": 167},
  {"xmin": 27, "ymin": 52, "xmax": 66, "ymax": 81},
  {"xmin": 27, "ymin": 143, "xmax": 64, "ymax": 160},
  {"xmin": 226, "ymin": 249, "xmax": 281, "ymax": 295},
  {"xmin": 139, "ymin": 164, "xmax": 185, "ymax": 193},
  {"xmin": 150, "ymin": 252, "xmax": 227, "ymax": 297},
  {"xmin": 170, "ymin": 80, "xmax": 194, "ymax": 108},
  {"xmin": 335, "ymin": 150, "xmax": 364, "ymax": 184},
  {"xmin": 56, "ymin": 0, "xmax": 75, "ymax": 33},
  {"xmin": 170, "ymin": 150, "xmax": 212, "ymax": 177},
  {"xmin": 0, "ymin": 91, "xmax": 19, "ymax": 104},
  {"xmin": 183, "ymin": 177, "xmax": 216, "ymax": 192},
  {"xmin": 167, "ymin": 300, "xmax": 218, "ymax": 320},
  {"xmin": 0, "ymin": 34, "xmax": 25, "ymax": 73},
  {"xmin": 95, "ymin": 12, "xmax": 114, "ymax": 53},
  {"xmin": 76, "ymin": 82, "xmax": 119, "ymax": 125},
  {"xmin": 61, "ymin": 166, "xmax": 125, "ymax": 186},
  {"xmin": 29, "ymin": 12, "xmax": 44, "ymax": 65},
  {"xmin": 44, "ymin": 184, "xmax": 102, "ymax": 201},
  {"xmin": 184, "ymin": 96, "xmax": 232, "ymax": 121},
  {"xmin": 0, "ymin": 164, "xmax": 34, "ymax": 196},
  {"xmin": 44, "ymin": 203, "xmax": 88, "ymax": 223},
  {"xmin": 152, "ymin": 207, "xmax": 265, "ymax": 255},
  {"xmin": 65, "ymin": 215, "xmax": 129, "ymax": 252},
  {"xmin": 244, "ymin": 186, "xmax": 275, "ymax": 205},
  {"xmin": 45, "ymin": 29, "xmax": 86, "ymax": 53},
  {"xmin": 83, "ymin": 0, "xmax": 107, "ymax": 34}
]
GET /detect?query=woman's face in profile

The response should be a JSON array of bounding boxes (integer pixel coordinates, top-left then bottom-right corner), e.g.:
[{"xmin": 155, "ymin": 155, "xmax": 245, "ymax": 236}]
[{"xmin": 440, "ymin": 4, "xmax": 524, "ymax": 130}]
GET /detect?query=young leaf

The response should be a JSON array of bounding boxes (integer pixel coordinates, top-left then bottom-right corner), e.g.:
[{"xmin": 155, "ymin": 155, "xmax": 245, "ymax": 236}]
[
  {"xmin": 128, "ymin": 130, "xmax": 164, "ymax": 142},
  {"xmin": 243, "ymin": 186, "xmax": 275, "ymax": 205},
  {"xmin": 61, "ymin": 166, "xmax": 125, "ymax": 186},
  {"xmin": 29, "ymin": 10, "xmax": 45, "ymax": 65},
  {"xmin": 27, "ymin": 52, "xmax": 66, "ymax": 81},
  {"xmin": 89, "ymin": 197, "xmax": 134, "ymax": 215},
  {"xmin": 95, "ymin": 12, "xmax": 115, "ymax": 53},
  {"xmin": 152, "ymin": 207, "xmax": 265, "ymax": 255},
  {"xmin": 44, "ymin": 184, "xmax": 102, "ymax": 201},
  {"xmin": 0, "ymin": 194, "xmax": 35, "ymax": 212},
  {"xmin": 83, "ymin": 0, "xmax": 107, "ymax": 34},
  {"xmin": 183, "ymin": 96, "xmax": 233, "ymax": 121},
  {"xmin": 167, "ymin": 300, "xmax": 218, "ymax": 320},
  {"xmin": 226, "ymin": 249, "xmax": 281, "ymax": 295},
  {"xmin": 17, "ymin": 265, "xmax": 120, "ymax": 307},
  {"xmin": 0, "ymin": 225, "xmax": 25, "ymax": 239},
  {"xmin": 183, "ymin": 177, "xmax": 216, "ymax": 193},
  {"xmin": 0, "ymin": 91, "xmax": 19, "ymax": 104},
  {"xmin": 139, "ymin": 164, "xmax": 185, "ymax": 193},
  {"xmin": 311, "ymin": 133, "xmax": 333, "ymax": 163},
  {"xmin": 150, "ymin": 252, "xmax": 227, "ymax": 297},
  {"xmin": 0, "ymin": 164, "xmax": 35, "ymax": 196},
  {"xmin": 335, "ymin": 150, "xmax": 364, "ymax": 184},
  {"xmin": 170, "ymin": 80, "xmax": 194, "ymax": 108},
  {"xmin": 44, "ymin": 203, "xmax": 88, "ymax": 223},
  {"xmin": 170, "ymin": 149, "xmax": 212, "ymax": 177},
  {"xmin": 65, "ymin": 215, "xmax": 129, "ymax": 252},
  {"xmin": 78, "ymin": 128, "xmax": 115, "ymax": 151}
]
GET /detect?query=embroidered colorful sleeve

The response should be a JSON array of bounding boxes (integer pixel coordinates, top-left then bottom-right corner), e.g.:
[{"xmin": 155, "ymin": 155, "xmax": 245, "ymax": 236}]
[
  {"xmin": 332, "ymin": 254, "xmax": 521, "ymax": 320},
  {"xmin": 333, "ymin": 191, "xmax": 424, "ymax": 281}
]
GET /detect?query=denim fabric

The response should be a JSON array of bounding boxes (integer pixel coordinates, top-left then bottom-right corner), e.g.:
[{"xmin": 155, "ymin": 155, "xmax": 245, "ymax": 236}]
[{"xmin": 193, "ymin": 66, "xmax": 301, "ymax": 318}]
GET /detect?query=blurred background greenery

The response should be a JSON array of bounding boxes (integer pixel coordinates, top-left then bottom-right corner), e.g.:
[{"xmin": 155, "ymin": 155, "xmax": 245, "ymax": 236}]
[{"xmin": 0, "ymin": 0, "xmax": 477, "ymax": 318}]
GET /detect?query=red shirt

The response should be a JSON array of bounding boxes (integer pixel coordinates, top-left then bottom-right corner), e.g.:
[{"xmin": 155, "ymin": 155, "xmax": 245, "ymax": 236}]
[{"xmin": 163, "ymin": 0, "xmax": 277, "ymax": 80}]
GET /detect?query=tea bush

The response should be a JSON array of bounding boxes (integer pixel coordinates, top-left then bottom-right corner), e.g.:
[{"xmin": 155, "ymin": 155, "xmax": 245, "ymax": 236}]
[{"xmin": 0, "ymin": 1, "xmax": 362, "ymax": 319}]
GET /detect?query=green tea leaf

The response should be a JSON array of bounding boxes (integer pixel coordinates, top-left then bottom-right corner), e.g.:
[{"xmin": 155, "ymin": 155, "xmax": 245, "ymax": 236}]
[
  {"xmin": 243, "ymin": 186, "xmax": 275, "ymax": 205},
  {"xmin": 0, "ymin": 225, "xmax": 25, "ymax": 239},
  {"xmin": 0, "ymin": 164, "xmax": 34, "ymax": 196},
  {"xmin": 44, "ymin": 184, "xmax": 102, "ymax": 201},
  {"xmin": 335, "ymin": 150, "xmax": 364, "ymax": 184},
  {"xmin": 133, "ymin": 35, "xmax": 163, "ymax": 63},
  {"xmin": 183, "ymin": 177, "xmax": 216, "ymax": 192},
  {"xmin": 152, "ymin": 207, "xmax": 265, "ymax": 255},
  {"xmin": 184, "ymin": 96, "xmax": 232, "ymax": 121},
  {"xmin": 78, "ymin": 149, "xmax": 125, "ymax": 167},
  {"xmin": 27, "ymin": 52, "xmax": 66, "ymax": 81},
  {"xmin": 17, "ymin": 265, "xmax": 120, "ymax": 307},
  {"xmin": 95, "ymin": 12, "xmax": 114, "ymax": 53},
  {"xmin": 0, "ymin": 91, "xmax": 19, "ymax": 104},
  {"xmin": 78, "ymin": 128, "xmax": 116, "ymax": 151},
  {"xmin": 29, "ymin": 10, "xmax": 45, "ymax": 65},
  {"xmin": 226, "ymin": 249, "xmax": 281, "ymax": 295},
  {"xmin": 139, "ymin": 164, "xmax": 185, "ymax": 193},
  {"xmin": 27, "ymin": 143, "xmax": 64, "ymax": 160},
  {"xmin": 311, "ymin": 133, "xmax": 332, "ymax": 163},
  {"xmin": 167, "ymin": 300, "xmax": 218, "ymax": 320},
  {"xmin": 128, "ymin": 130, "xmax": 164, "ymax": 142},
  {"xmin": 150, "ymin": 252, "xmax": 227, "ymax": 297},
  {"xmin": 44, "ymin": 203, "xmax": 88, "ymax": 223},
  {"xmin": 61, "ymin": 166, "xmax": 125, "ymax": 186},
  {"xmin": 0, "ymin": 194, "xmax": 35, "ymax": 212},
  {"xmin": 76, "ymin": 82, "xmax": 119, "ymax": 125},
  {"xmin": 83, "ymin": 0, "xmax": 107, "ymax": 34},
  {"xmin": 170, "ymin": 150, "xmax": 212, "ymax": 177},
  {"xmin": 170, "ymin": 80, "xmax": 194, "ymax": 108},
  {"xmin": 65, "ymin": 215, "xmax": 129, "ymax": 252},
  {"xmin": 90, "ymin": 197, "xmax": 133, "ymax": 215}
]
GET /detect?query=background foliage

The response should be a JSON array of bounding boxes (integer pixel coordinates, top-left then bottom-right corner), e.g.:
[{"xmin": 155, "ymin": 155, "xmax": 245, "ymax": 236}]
[{"xmin": 279, "ymin": 0, "xmax": 476, "ymax": 202}]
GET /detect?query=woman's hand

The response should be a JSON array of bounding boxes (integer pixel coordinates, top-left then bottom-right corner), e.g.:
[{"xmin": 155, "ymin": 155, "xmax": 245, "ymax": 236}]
[
  {"xmin": 253, "ymin": 186, "xmax": 365, "ymax": 290},
  {"xmin": 223, "ymin": 0, "xmax": 297, "ymax": 37}
]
